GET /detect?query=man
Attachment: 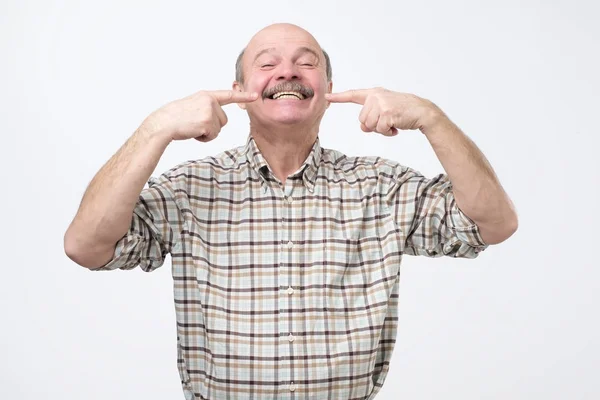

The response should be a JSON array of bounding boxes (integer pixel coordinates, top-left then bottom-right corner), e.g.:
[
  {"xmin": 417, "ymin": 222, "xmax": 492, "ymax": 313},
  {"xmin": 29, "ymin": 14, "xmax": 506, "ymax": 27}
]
[{"xmin": 64, "ymin": 23, "xmax": 517, "ymax": 400}]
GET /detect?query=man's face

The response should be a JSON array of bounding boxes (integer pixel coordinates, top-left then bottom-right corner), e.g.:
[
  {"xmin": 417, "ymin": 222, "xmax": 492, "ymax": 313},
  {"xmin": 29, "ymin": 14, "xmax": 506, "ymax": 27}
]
[{"xmin": 235, "ymin": 26, "xmax": 332, "ymax": 128}]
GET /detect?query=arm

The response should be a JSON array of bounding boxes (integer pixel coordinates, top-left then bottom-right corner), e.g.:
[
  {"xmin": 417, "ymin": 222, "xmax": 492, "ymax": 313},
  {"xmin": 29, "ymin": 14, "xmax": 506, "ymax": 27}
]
[
  {"xmin": 420, "ymin": 113, "xmax": 518, "ymax": 245},
  {"xmin": 64, "ymin": 124, "xmax": 172, "ymax": 269},
  {"xmin": 325, "ymin": 88, "xmax": 518, "ymax": 246},
  {"xmin": 64, "ymin": 89, "xmax": 259, "ymax": 270}
]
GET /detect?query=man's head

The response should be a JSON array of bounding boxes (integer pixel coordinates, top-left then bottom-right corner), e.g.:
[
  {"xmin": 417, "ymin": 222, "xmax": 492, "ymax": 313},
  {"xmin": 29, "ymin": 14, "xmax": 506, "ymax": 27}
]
[
  {"xmin": 235, "ymin": 45, "xmax": 332, "ymax": 85},
  {"xmin": 233, "ymin": 23, "xmax": 333, "ymax": 131}
]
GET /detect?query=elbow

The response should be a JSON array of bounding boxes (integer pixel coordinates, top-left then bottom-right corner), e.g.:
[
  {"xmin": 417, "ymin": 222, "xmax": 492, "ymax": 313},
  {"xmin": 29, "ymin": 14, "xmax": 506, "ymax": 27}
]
[
  {"xmin": 481, "ymin": 212, "xmax": 519, "ymax": 245},
  {"xmin": 500, "ymin": 213, "xmax": 519, "ymax": 242},
  {"xmin": 508, "ymin": 213, "xmax": 519, "ymax": 235},
  {"xmin": 501, "ymin": 198, "xmax": 520, "ymax": 241},
  {"xmin": 63, "ymin": 230, "xmax": 91, "ymax": 268},
  {"xmin": 63, "ymin": 229, "xmax": 113, "ymax": 270},
  {"xmin": 64, "ymin": 229, "xmax": 81, "ymax": 263}
]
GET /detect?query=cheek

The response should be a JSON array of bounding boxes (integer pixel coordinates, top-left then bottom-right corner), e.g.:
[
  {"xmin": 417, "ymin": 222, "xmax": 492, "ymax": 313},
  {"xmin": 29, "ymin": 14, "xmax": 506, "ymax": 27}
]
[
  {"xmin": 244, "ymin": 75, "xmax": 270, "ymax": 94},
  {"xmin": 309, "ymin": 76, "xmax": 329, "ymax": 97},
  {"xmin": 312, "ymin": 80, "xmax": 329, "ymax": 100}
]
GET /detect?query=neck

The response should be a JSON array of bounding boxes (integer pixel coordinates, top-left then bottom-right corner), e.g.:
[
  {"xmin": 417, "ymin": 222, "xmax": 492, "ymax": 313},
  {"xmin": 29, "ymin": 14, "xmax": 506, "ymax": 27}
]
[{"xmin": 250, "ymin": 123, "xmax": 318, "ymax": 184}]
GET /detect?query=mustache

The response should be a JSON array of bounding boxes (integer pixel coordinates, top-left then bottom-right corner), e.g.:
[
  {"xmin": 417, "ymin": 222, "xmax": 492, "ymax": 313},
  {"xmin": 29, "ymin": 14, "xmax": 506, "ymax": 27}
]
[{"xmin": 262, "ymin": 82, "xmax": 314, "ymax": 99}]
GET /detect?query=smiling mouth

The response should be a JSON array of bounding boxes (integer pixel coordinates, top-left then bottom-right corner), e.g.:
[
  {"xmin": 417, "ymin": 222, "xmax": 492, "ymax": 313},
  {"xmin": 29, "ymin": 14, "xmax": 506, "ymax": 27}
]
[{"xmin": 268, "ymin": 91, "xmax": 307, "ymax": 100}]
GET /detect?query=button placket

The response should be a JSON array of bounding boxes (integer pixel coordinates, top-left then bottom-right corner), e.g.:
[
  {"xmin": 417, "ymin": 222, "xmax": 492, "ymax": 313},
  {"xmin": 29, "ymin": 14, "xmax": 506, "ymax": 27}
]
[
  {"xmin": 277, "ymin": 188, "xmax": 292, "ymax": 381},
  {"xmin": 286, "ymin": 188, "xmax": 298, "ymax": 391}
]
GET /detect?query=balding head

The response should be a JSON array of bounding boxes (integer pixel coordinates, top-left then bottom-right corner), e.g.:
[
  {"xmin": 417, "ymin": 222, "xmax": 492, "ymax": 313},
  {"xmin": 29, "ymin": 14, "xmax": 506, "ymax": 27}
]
[{"xmin": 235, "ymin": 24, "xmax": 332, "ymax": 84}]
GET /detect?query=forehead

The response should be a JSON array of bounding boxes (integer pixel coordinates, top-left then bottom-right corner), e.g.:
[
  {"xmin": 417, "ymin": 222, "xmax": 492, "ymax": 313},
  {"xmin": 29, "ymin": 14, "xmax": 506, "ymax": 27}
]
[{"xmin": 245, "ymin": 28, "xmax": 321, "ymax": 59}]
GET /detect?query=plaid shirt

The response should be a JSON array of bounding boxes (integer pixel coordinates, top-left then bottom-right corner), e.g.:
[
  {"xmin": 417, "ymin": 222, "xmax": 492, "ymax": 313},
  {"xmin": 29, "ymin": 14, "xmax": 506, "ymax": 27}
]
[{"xmin": 94, "ymin": 135, "xmax": 488, "ymax": 399}]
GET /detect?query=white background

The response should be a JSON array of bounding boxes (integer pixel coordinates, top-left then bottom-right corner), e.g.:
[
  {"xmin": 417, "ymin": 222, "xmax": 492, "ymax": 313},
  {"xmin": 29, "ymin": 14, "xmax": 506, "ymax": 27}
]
[{"xmin": 1, "ymin": 0, "xmax": 599, "ymax": 398}]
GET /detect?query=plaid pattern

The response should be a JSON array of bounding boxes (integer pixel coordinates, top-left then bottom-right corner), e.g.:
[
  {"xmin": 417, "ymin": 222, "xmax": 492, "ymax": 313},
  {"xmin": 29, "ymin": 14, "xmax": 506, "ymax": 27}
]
[{"xmin": 94, "ymin": 135, "xmax": 488, "ymax": 399}]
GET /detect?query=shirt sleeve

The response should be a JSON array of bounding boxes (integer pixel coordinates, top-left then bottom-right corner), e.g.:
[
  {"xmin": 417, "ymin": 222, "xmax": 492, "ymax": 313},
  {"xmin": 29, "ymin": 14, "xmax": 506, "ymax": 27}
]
[
  {"xmin": 92, "ymin": 173, "xmax": 182, "ymax": 272},
  {"xmin": 383, "ymin": 163, "xmax": 488, "ymax": 258}
]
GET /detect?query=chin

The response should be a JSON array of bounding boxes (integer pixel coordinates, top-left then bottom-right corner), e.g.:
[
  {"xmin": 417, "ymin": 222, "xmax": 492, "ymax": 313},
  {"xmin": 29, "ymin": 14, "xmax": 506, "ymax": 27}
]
[
  {"xmin": 256, "ymin": 107, "xmax": 312, "ymax": 126},
  {"xmin": 270, "ymin": 114, "xmax": 310, "ymax": 125},
  {"xmin": 250, "ymin": 103, "xmax": 325, "ymax": 129}
]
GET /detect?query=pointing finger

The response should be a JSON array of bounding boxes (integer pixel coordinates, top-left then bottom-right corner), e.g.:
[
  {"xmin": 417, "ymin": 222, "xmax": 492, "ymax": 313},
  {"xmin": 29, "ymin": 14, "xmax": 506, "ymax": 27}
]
[
  {"xmin": 325, "ymin": 89, "xmax": 370, "ymax": 105},
  {"xmin": 212, "ymin": 90, "xmax": 259, "ymax": 105}
]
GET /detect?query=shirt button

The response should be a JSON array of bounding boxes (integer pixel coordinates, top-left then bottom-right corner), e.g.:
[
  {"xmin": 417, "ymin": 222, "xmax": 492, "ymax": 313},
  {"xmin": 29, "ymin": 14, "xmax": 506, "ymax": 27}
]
[
  {"xmin": 287, "ymin": 286, "xmax": 294, "ymax": 295},
  {"xmin": 286, "ymin": 196, "xmax": 293, "ymax": 204},
  {"xmin": 288, "ymin": 333, "xmax": 295, "ymax": 342},
  {"xmin": 287, "ymin": 240, "xmax": 294, "ymax": 249},
  {"xmin": 289, "ymin": 382, "xmax": 296, "ymax": 392}
]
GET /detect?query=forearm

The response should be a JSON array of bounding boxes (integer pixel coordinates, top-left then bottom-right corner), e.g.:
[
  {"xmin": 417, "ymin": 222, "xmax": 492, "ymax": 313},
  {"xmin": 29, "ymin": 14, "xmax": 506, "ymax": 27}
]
[
  {"xmin": 64, "ymin": 123, "xmax": 172, "ymax": 266},
  {"xmin": 421, "ymin": 114, "xmax": 518, "ymax": 244}
]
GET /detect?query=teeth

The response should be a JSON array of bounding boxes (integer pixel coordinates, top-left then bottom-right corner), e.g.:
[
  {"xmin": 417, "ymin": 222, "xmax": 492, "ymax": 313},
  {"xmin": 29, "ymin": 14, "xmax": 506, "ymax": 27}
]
[
  {"xmin": 272, "ymin": 91, "xmax": 304, "ymax": 100},
  {"xmin": 276, "ymin": 94, "xmax": 301, "ymax": 99}
]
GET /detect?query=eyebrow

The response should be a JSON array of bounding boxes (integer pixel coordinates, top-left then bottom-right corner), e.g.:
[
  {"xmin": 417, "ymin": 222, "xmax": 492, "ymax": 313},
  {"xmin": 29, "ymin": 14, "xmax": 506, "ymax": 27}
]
[
  {"xmin": 252, "ymin": 46, "xmax": 321, "ymax": 63},
  {"xmin": 253, "ymin": 47, "xmax": 277, "ymax": 62},
  {"xmin": 294, "ymin": 46, "xmax": 320, "ymax": 60}
]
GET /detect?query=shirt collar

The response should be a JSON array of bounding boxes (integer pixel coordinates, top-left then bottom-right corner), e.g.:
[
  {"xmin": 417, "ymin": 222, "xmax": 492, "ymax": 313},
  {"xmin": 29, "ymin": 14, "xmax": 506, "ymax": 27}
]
[{"xmin": 244, "ymin": 134, "xmax": 322, "ymax": 193}]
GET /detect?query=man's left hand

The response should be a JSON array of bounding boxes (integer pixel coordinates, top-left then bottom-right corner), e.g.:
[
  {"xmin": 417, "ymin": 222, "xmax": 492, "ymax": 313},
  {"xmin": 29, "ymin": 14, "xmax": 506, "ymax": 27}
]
[{"xmin": 325, "ymin": 88, "xmax": 446, "ymax": 136}]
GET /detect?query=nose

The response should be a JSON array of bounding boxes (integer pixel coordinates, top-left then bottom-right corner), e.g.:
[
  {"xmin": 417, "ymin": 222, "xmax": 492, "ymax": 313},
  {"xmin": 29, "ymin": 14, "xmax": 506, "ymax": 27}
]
[{"xmin": 276, "ymin": 60, "xmax": 300, "ymax": 81}]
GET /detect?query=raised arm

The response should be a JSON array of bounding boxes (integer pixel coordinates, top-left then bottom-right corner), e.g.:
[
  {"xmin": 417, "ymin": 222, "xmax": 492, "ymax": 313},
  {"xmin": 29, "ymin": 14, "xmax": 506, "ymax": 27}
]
[
  {"xmin": 64, "ymin": 126, "xmax": 172, "ymax": 269},
  {"xmin": 64, "ymin": 89, "xmax": 259, "ymax": 269},
  {"xmin": 326, "ymin": 87, "xmax": 518, "ymax": 245}
]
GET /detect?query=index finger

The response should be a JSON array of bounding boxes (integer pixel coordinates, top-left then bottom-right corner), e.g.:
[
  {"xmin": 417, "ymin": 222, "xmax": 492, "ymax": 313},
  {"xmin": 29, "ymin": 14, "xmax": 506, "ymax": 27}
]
[
  {"xmin": 211, "ymin": 90, "xmax": 259, "ymax": 105},
  {"xmin": 325, "ymin": 89, "xmax": 370, "ymax": 105}
]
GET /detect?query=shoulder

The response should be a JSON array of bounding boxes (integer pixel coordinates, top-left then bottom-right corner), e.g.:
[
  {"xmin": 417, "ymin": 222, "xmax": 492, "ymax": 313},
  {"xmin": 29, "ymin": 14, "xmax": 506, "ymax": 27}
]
[
  {"xmin": 147, "ymin": 143, "xmax": 249, "ymax": 192},
  {"xmin": 163, "ymin": 143, "xmax": 248, "ymax": 177}
]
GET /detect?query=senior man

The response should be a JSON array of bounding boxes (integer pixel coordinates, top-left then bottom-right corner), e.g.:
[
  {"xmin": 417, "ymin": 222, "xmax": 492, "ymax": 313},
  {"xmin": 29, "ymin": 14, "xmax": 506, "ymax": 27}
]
[{"xmin": 65, "ymin": 22, "xmax": 517, "ymax": 400}]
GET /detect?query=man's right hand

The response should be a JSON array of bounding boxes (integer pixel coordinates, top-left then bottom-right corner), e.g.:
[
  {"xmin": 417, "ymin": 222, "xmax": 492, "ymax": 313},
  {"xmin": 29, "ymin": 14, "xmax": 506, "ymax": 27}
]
[{"xmin": 143, "ymin": 90, "xmax": 259, "ymax": 143}]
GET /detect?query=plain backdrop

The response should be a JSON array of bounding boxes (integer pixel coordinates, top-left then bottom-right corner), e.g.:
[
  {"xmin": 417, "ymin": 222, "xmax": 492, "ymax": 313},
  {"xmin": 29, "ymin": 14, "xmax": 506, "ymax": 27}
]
[{"xmin": 1, "ymin": 0, "xmax": 599, "ymax": 398}]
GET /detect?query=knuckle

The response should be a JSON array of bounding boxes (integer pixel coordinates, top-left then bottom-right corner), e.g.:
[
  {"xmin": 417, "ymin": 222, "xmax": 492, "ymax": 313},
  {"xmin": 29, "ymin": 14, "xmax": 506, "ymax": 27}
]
[
  {"xmin": 381, "ymin": 108, "xmax": 394, "ymax": 117},
  {"xmin": 198, "ymin": 127, "xmax": 211, "ymax": 136},
  {"xmin": 198, "ymin": 115, "xmax": 213, "ymax": 125},
  {"xmin": 196, "ymin": 97, "xmax": 213, "ymax": 111}
]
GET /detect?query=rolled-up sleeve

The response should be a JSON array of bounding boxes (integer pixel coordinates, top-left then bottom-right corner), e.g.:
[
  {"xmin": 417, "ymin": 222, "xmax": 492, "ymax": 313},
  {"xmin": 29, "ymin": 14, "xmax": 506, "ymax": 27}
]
[
  {"xmin": 384, "ymin": 164, "xmax": 488, "ymax": 258},
  {"xmin": 93, "ymin": 174, "xmax": 182, "ymax": 272}
]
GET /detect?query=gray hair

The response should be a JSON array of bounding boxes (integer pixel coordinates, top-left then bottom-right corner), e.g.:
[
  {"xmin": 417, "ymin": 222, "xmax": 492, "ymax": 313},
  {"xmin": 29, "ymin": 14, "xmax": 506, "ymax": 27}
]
[{"xmin": 235, "ymin": 47, "xmax": 332, "ymax": 84}]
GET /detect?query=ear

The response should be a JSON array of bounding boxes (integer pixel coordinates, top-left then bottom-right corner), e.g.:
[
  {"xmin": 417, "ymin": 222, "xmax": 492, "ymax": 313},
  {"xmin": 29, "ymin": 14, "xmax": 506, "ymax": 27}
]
[{"xmin": 232, "ymin": 81, "xmax": 249, "ymax": 110}]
